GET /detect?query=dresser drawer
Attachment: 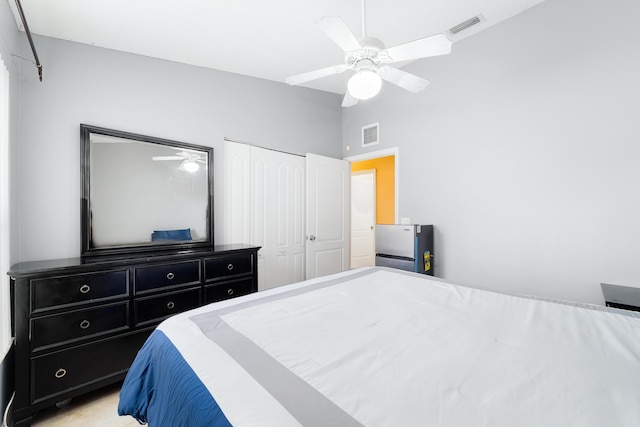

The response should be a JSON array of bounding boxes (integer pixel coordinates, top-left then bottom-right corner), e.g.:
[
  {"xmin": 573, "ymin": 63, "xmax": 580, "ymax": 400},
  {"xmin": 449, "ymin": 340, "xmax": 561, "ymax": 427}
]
[
  {"xmin": 205, "ymin": 278, "xmax": 254, "ymax": 304},
  {"xmin": 31, "ymin": 329, "xmax": 152, "ymax": 404},
  {"xmin": 134, "ymin": 287, "xmax": 201, "ymax": 326},
  {"xmin": 204, "ymin": 253, "xmax": 254, "ymax": 282},
  {"xmin": 134, "ymin": 260, "xmax": 201, "ymax": 294},
  {"xmin": 31, "ymin": 270, "xmax": 129, "ymax": 313},
  {"xmin": 31, "ymin": 302, "xmax": 130, "ymax": 351}
]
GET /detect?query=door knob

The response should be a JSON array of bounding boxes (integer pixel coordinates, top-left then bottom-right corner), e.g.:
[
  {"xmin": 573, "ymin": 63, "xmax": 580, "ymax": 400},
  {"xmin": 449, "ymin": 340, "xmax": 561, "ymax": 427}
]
[{"xmin": 308, "ymin": 235, "xmax": 316, "ymax": 241}]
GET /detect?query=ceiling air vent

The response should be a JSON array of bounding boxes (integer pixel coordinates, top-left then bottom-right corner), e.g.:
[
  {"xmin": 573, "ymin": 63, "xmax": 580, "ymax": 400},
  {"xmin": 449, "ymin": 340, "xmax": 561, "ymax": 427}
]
[
  {"xmin": 362, "ymin": 123, "xmax": 379, "ymax": 147},
  {"xmin": 448, "ymin": 15, "xmax": 484, "ymax": 35}
]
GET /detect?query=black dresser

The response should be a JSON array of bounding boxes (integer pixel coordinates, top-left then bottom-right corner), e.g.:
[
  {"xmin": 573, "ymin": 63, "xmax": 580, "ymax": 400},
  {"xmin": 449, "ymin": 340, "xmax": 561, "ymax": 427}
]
[{"xmin": 8, "ymin": 244, "xmax": 259, "ymax": 427}]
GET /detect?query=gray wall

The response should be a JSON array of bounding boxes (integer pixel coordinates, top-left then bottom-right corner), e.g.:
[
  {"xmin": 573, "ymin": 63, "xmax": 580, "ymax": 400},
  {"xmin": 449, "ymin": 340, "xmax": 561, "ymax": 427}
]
[
  {"xmin": 6, "ymin": 0, "xmax": 639, "ymax": 302},
  {"xmin": 1, "ymin": 0, "xmax": 20, "ymax": 265},
  {"xmin": 343, "ymin": 0, "xmax": 640, "ymax": 304},
  {"xmin": 0, "ymin": 0, "xmax": 19, "ymax": 413},
  {"xmin": 14, "ymin": 35, "xmax": 342, "ymax": 262}
]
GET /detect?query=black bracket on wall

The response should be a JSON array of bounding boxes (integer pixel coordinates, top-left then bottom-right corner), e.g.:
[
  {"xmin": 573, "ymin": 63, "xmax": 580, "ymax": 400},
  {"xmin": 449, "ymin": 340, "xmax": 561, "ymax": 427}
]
[{"xmin": 14, "ymin": 0, "xmax": 43, "ymax": 81}]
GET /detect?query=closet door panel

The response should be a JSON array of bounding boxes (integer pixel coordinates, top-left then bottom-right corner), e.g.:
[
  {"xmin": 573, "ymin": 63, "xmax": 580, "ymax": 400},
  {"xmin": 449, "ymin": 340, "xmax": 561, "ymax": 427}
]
[
  {"xmin": 287, "ymin": 159, "xmax": 306, "ymax": 284},
  {"xmin": 223, "ymin": 141, "xmax": 251, "ymax": 245},
  {"xmin": 251, "ymin": 152, "xmax": 273, "ymax": 290},
  {"xmin": 305, "ymin": 154, "xmax": 350, "ymax": 280},
  {"xmin": 225, "ymin": 141, "xmax": 306, "ymax": 291}
]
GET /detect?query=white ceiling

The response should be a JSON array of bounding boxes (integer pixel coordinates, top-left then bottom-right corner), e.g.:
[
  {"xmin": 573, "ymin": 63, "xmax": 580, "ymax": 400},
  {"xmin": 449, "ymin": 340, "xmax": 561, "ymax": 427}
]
[{"xmin": 8, "ymin": 0, "xmax": 548, "ymax": 94}]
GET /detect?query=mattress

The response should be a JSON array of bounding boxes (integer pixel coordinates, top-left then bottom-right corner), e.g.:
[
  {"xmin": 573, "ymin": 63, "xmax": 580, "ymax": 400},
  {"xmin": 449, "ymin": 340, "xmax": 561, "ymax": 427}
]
[{"xmin": 118, "ymin": 267, "xmax": 640, "ymax": 426}]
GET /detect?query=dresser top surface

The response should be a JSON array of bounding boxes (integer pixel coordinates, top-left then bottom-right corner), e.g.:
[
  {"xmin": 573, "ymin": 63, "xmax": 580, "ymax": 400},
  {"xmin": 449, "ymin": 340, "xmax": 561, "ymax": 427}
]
[{"xmin": 8, "ymin": 244, "xmax": 260, "ymax": 277}]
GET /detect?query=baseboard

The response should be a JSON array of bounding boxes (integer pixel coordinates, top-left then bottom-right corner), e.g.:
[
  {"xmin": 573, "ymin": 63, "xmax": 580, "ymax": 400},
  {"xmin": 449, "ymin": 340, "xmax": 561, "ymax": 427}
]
[{"xmin": 1, "ymin": 341, "xmax": 15, "ymax": 427}]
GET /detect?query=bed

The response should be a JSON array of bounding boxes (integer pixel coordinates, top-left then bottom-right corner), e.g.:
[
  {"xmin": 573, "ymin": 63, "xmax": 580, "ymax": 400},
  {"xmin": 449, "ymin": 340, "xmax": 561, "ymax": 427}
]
[{"xmin": 118, "ymin": 267, "xmax": 640, "ymax": 426}]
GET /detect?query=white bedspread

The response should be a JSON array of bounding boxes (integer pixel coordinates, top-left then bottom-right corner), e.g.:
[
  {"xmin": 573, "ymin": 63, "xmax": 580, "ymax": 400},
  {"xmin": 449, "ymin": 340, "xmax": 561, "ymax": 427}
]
[{"xmin": 158, "ymin": 267, "xmax": 640, "ymax": 426}]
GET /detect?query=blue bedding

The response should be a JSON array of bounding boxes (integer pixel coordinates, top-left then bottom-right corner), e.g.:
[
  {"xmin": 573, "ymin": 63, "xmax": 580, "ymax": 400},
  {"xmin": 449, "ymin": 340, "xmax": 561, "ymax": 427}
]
[{"xmin": 118, "ymin": 330, "xmax": 231, "ymax": 427}]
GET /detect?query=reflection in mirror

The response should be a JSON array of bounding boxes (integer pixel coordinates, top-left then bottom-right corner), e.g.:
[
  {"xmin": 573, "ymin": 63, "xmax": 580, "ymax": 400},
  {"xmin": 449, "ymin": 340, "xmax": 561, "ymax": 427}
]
[{"xmin": 81, "ymin": 125, "xmax": 213, "ymax": 257}]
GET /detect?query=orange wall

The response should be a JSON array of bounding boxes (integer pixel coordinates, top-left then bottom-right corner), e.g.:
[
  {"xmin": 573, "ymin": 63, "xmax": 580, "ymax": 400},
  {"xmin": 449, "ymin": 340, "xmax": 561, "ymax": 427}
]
[{"xmin": 351, "ymin": 155, "xmax": 395, "ymax": 224}]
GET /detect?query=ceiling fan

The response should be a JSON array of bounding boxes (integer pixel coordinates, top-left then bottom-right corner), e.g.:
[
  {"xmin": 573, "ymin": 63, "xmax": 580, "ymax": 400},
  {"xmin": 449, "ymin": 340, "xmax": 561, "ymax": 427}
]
[
  {"xmin": 152, "ymin": 151, "xmax": 206, "ymax": 172},
  {"xmin": 286, "ymin": 0, "xmax": 452, "ymax": 107}
]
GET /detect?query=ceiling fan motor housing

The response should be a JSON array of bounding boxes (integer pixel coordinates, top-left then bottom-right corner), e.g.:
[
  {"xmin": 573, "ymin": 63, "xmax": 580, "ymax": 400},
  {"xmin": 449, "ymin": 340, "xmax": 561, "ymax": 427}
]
[{"xmin": 346, "ymin": 37, "xmax": 387, "ymax": 69}]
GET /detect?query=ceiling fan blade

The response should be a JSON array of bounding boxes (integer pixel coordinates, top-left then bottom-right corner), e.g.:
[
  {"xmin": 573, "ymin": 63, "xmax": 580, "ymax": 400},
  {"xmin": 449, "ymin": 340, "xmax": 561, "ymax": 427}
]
[
  {"xmin": 378, "ymin": 66, "xmax": 429, "ymax": 93},
  {"xmin": 317, "ymin": 16, "xmax": 361, "ymax": 52},
  {"xmin": 383, "ymin": 33, "xmax": 452, "ymax": 63},
  {"xmin": 152, "ymin": 156, "xmax": 184, "ymax": 161},
  {"xmin": 342, "ymin": 91, "xmax": 359, "ymax": 107},
  {"xmin": 286, "ymin": 64, "xmax": 347, "ymax": 86}
]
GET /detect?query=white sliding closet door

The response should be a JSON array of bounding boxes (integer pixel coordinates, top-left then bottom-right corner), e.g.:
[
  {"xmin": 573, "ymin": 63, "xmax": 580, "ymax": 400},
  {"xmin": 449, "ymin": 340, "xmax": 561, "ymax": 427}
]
[
  {"xmin": 225, "ymin": 142, "xmax": 350, "ymax": 287},
  {"xmin": 251, "ymin": 146, "xmax": 305, "ymax": 290},
  {"xmin": 224, "ymin": 141, "xmax": 305, "ymax": 290},
  {"xmin": 223, "ymin": 142, "xmax": 251, "ymax": 245}
]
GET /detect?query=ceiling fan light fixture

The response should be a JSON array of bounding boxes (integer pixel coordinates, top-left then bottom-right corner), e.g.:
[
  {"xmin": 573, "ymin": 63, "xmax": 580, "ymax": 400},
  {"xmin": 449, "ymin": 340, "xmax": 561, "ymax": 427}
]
[
  {"xmin": 183, "ymin": 161, "xmax": 200, "ymax": 173},
  {"xmin": 348, "ymin": 69, "xmax": 382, "ymax": 100}
]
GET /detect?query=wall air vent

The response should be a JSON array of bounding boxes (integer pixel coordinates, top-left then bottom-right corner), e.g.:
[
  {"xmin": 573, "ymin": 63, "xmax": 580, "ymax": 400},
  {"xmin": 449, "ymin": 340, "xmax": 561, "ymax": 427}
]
[
  {"xmin": 448, "ymin": 15, "xmax": 484, "ymax": 35},
  {"xmin": 362, "ymin": 122, "xmax": 379, "ymax": 147}
]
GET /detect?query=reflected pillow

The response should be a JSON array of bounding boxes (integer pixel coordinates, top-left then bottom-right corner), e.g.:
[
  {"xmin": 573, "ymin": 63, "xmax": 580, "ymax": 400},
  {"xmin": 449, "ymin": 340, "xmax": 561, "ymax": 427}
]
[{"xmin": 151, "ymin": 228, "xmax": 192, "ymax": 242}]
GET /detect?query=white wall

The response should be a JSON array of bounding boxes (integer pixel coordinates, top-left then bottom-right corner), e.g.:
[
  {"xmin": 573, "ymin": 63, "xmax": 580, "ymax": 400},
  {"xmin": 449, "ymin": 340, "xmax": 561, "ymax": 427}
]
[
  {"xmin": 14, "ymin": 35, "xmax": 343, "ymax": 262},
  {"xmin": 342, "ymin": 0, "xmax": 640, "ymax": 304}
]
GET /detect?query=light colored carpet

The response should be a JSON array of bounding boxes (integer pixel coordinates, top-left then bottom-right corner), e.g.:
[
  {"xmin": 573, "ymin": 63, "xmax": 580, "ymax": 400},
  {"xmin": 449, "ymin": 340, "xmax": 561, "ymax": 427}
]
[{"xmin": 31, "ymin": 383, "xmax": 141, "ymax": 427}]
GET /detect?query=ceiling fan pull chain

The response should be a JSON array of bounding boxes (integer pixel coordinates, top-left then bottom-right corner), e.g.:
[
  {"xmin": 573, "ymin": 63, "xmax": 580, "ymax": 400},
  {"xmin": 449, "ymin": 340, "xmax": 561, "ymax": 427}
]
[{"xmin": 361, "ymin": 0, "xmax": 367, "ymax": 39}]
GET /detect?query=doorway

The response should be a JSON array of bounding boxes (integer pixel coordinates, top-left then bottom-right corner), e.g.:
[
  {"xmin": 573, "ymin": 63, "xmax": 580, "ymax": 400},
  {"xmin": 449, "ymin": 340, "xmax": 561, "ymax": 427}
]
[{"xmin": 345, "ymin": 147, "xmax": 399, "ymax": 268}]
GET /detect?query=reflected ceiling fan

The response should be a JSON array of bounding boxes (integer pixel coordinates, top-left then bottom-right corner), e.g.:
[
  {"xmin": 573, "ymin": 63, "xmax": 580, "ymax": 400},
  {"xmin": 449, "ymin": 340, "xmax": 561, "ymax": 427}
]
[
  {"xmin": 286, "ymin": 0, "xmax": 452, "ymax": 107},
  {"xmin": 152, "ymin": 151, "xmax": 206, "ymax": 172}
]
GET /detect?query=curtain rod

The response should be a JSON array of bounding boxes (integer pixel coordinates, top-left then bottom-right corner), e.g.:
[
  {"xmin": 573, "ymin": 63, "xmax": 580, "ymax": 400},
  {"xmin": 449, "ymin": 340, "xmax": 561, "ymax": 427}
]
[{"xmin": 15, "ymin": 0, "xmax": 42, "ymax": 81}]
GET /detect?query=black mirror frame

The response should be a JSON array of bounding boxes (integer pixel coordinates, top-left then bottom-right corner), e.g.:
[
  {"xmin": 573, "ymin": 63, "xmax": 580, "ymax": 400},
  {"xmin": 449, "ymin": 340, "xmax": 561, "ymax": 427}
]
[{"xmin": 80, "ymin": 124, "xmax": 214, "ymax": 258}]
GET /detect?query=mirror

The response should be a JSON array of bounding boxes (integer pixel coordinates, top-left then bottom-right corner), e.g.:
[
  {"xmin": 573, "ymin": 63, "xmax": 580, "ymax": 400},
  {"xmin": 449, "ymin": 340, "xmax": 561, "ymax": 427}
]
[{"xmin": 81, "ymin": 124, "xmax": 214, "ymax": 258}]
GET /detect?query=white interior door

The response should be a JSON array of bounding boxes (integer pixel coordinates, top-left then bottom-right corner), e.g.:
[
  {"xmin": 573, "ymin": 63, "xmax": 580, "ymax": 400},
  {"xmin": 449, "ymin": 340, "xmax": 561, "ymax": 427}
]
[
  {"xmin": 305, "ymin": 153, "xmax": 350, "ymax": 279},
  {"xmin": 351, "ymin": 170, "xmax": 376, "ymax": 268}
]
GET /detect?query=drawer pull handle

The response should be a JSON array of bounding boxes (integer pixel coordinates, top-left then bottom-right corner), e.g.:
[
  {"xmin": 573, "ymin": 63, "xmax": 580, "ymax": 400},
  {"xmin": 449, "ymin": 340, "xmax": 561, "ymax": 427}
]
[
  {"xmin": 167, "ymin": 272, "xmax": 175, "ymax": 280},
  {"xmin": 227, "ymin": 264, "xmax": 234, "ymax": 271},
  {"xmin": 79, "ymin": 284, "xmax": 91, "ymax": 294},
  {"xmin": 79, "ymin": 320, "xmax": 91, "ymax": 330},
  {"xmin": 167, "ymin": 301, "xmax": 175, "ymax": 309},
  {"xmin": 55, "ymin": 368, "xmax": 67, "ymax": 379},
  {"xmin": 227, "ymin": 288, "xmax": 234, "ymax": 296}
]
